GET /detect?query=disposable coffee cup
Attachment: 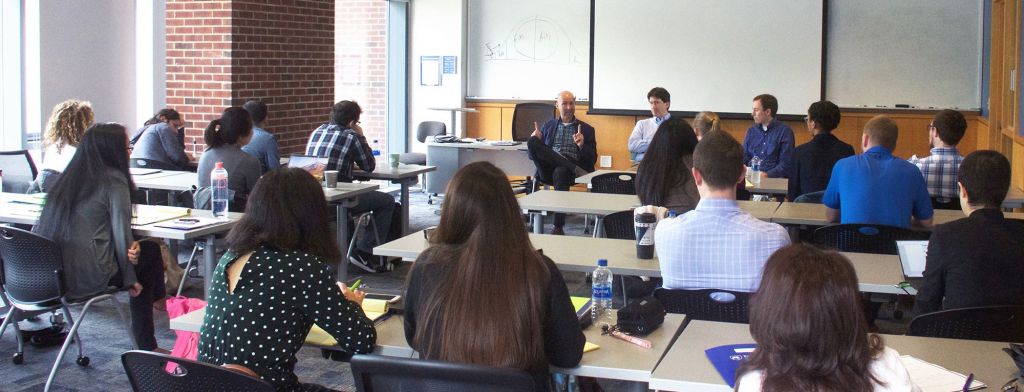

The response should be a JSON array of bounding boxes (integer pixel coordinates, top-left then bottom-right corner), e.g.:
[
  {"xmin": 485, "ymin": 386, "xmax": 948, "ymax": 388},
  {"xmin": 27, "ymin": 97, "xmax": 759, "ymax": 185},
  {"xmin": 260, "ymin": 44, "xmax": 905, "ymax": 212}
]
[
  {"xmin": 389, "ymin": 153, "xmax": 400, "ymax": 168},
  {"xmin": 635, "ymin": 212, "xmax": 656, "ymax": 259},
  {"xmin": 323, "ymin": 170, "xmax": 339, "ymax": 188}
]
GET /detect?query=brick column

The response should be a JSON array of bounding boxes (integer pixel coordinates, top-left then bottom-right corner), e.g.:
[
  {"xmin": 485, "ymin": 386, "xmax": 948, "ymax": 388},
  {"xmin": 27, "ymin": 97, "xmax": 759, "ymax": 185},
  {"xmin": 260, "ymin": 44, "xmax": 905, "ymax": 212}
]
[{"xmin": 166, "ymin": 0, "xmax": 335, "ymax": 156}]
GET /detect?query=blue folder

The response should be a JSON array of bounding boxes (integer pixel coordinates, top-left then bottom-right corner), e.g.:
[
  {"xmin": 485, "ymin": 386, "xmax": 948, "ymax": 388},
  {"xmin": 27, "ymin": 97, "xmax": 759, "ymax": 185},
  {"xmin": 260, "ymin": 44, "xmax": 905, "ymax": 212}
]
[{"xmin": 704, "ymin": 343, "xmax": 757, "ymax": 388}]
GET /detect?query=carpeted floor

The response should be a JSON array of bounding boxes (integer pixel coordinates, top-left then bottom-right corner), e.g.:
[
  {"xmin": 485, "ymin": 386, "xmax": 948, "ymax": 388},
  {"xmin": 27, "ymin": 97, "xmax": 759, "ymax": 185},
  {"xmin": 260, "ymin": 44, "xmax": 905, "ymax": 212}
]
[{"xmin": 0, "ymin": 188, "xmax": 912, "ymax": 391}]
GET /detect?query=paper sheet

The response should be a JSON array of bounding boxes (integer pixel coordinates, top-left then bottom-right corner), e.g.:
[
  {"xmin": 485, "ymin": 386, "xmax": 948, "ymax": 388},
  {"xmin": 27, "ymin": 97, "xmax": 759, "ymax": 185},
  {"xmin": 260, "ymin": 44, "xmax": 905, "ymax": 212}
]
[{"xmin": 900, "ymin": 355, "xmax": 985, "ymax": 391}]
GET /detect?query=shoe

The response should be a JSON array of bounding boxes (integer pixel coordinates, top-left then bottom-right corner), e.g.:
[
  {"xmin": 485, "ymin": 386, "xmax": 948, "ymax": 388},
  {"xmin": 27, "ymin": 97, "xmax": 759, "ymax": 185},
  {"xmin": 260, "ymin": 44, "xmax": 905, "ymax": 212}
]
[
  {"xmin": 349, "ymin": 252, "xmax": 387, "ymax": 273},
  {"xmin": 551, "ymin": 226, "xmax": 565, "ymax": 235}
]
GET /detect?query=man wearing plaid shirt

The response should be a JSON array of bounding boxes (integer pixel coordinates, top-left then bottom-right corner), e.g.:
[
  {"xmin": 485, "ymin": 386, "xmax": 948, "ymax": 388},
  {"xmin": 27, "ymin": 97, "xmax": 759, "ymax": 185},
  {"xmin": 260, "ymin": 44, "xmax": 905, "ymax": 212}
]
[
  {"xmin": 909, "ymin": 109, "xmax": 967, "ymax": 207},
  {"xmin": 654, "ymin": 131, "xmax": 789, "ymax": 292},
  {"xmin": 306, "ymin": 100, "xmax": 395, "ymax": 272}
]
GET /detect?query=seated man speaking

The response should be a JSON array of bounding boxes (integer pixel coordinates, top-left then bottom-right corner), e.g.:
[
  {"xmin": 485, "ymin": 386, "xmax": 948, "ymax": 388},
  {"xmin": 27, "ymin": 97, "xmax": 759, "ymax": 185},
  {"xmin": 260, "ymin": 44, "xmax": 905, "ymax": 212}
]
[{"xmin": 527, "ymin": 90, "xmax": 597, "ymax": 235}]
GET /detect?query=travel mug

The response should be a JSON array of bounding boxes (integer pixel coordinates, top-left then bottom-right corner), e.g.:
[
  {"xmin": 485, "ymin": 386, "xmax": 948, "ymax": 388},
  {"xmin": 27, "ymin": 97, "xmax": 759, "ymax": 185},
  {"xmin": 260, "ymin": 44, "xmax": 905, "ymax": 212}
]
[{"xmin": 635, "ymin": 212, "xmax": 656, "ymax": 259}]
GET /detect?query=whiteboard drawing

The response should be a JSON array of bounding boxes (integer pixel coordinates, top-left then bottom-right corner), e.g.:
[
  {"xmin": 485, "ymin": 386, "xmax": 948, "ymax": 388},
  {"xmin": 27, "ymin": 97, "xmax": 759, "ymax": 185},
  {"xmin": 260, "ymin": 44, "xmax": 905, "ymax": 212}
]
[{"xmin": 483, "ymin": 16, "xmax": 584, "ymax": 65}]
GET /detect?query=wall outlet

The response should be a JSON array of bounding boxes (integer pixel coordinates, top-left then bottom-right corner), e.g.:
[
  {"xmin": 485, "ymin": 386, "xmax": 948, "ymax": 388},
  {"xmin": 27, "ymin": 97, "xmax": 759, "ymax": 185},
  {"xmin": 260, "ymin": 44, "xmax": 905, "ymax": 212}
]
[{"xmin": 599, "ymin": 155, "xmax": 612, "ymax": 168}]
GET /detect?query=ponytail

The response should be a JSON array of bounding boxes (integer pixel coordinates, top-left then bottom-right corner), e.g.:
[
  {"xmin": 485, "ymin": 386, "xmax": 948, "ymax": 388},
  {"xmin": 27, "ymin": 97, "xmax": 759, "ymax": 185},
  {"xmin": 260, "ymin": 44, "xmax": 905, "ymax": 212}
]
[
  {"xmin": 204, "ymin": 107, "xmax": 253, "ymax": 149},
  {"xmin": 694, "ymin": 111, "xmax": 722, "ymax": 137},
  {"xmin": 710, "ymin": 117, "xmax": 722, "ymax": 133},
  {"xmin": 204, "ymin": 119, "xmax": 225, "ymax": 148}
]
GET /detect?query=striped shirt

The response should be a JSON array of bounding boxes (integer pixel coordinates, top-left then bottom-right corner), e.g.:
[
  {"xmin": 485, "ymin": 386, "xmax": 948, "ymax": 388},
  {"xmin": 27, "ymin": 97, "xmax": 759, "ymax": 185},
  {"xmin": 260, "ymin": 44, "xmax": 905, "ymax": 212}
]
[
  {"xmin": 305, "ymin": 124, "xmax": 375, "ymax": 182},
  {"xmin": 909, "ymin": 147, "xmax": 963, "ymax": 200},
  {"xmin": 654, "ymin": 198, "xmax": 790, "ymax": 292}
]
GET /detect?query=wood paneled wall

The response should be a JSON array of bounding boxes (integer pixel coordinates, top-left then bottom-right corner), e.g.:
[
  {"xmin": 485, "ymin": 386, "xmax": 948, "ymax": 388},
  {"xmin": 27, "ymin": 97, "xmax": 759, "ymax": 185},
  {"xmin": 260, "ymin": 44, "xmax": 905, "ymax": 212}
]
[{"xmin": 465, "ymin": 101, "xmax": 979, "ymax": 172}]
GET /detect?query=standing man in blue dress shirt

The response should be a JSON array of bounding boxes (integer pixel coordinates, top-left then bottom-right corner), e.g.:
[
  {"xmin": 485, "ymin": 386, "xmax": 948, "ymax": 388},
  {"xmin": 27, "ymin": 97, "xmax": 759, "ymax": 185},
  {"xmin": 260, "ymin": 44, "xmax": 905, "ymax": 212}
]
[
  {"xmin": 743, "ymin": 93, "xmax": 795, "ymax": 179},
  {"xmin": 628, "ymin": 87, "xmax": 671, "ymax": 166},
  {"xmin": 242, "ymin": 100, "xmax": 281, "ymax": 174}
]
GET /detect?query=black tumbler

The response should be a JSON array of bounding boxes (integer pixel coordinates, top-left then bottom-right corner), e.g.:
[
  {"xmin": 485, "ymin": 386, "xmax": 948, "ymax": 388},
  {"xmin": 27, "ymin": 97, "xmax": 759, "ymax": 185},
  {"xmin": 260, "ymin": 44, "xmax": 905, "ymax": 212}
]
[{"xmin": 634, "ymin": 212, "xmax": 656, "ymax": 259}]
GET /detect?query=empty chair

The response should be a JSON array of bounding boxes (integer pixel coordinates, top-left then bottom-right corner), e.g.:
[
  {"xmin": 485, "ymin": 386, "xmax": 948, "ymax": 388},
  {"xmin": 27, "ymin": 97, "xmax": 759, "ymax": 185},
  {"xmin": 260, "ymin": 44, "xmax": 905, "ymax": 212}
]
[
  {"xmin": 121, "ymin": 350, "xmax": 275, "ymax": 392},
  {"xmin": 0, "ymin": 150, "xmax": 39, "ymax": 193},
  {"xmin": 600, "ymin": 210, "xmax": 635, "ymax": 240},
  {"xmin": 812, "ymin": 223, "xmax": 930, "ymax": 255},
  {"xmin": 511, "ymin": 102, "xmax": 554, "ymax": 142},
  {"xmin": 931, "ymin": 196, "xmax": 962, "ymax": 211},
  {"xmin": 399, "ymin": 121, "xmax": 446, "ymax": 193},
  {"xmin": 654, "ymin": 287, "xmax": 751, "ymax": 323},
  {"xmin": 907, "ymin": 305, "xmax": 1024, "ymax": 343},
  {"xmin": 0, "ymin": 226, "xmax": 134, "ymax": 392},
  {"xmin": 590, "ymin": 172, "xmax": 636, "ymax": 195},
  {"xmin": 350, "ymin": 354, "xmax": 535, "ymax": 392}
]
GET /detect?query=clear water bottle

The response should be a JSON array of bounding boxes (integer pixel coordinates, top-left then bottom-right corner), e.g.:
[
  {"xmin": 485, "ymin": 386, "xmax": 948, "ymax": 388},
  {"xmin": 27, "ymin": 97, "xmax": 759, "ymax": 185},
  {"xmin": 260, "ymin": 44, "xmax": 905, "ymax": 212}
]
[
  {"xmin": 211, "ymin": 162, "xmax": 229, "ymax": 219},
  {"xmin": 591, "ymin": 258, "xmax": 614, "ymax": 327},
  {"xmin": 749, "ymin": 155, "xmax": 762, "ymax": 186},
  {"xmin": 371, "ymin": 139, "xmax": 382, "ymax": 158}
]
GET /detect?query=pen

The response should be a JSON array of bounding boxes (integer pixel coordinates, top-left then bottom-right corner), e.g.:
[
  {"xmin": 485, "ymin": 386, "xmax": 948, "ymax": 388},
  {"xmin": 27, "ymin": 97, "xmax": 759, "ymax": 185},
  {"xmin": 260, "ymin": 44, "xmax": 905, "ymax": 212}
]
[
  {"xmin": 962, "ymin": 373, "xmax": 974, "ymax": 392},
  {"xmin": 350, "ymin": 279, "xmax": 362, "ymax": 291}
]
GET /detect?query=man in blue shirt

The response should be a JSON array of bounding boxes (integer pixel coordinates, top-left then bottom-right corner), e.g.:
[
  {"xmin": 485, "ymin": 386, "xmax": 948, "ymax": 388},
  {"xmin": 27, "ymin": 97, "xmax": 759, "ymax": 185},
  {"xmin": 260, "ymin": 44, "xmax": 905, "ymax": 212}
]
[
  {"xmin": 823, "ymin": 115, "xmax": 934, "ymax": 229},
  {"xmin": 627, "ymin": 87, "xmax": 671, "ymax": 165},
  {"xmin": 242, "ymin": 100, "xmax": 281, "ymax": 174},
  {"xmin": 743, "ymin": 94, "xmax": 795, "ymax": 178}
]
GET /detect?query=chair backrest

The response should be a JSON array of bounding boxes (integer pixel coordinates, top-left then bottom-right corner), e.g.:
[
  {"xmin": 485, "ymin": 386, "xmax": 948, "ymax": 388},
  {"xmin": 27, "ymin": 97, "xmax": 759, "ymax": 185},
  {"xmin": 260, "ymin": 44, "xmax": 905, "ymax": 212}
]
[
  {"xmin": 931, "ymin": 196, "xmax": 962, "ymax": 211},
  {"xmin": 907, "ymin": 305, "xmax": 1024, "ymax": 343},
  {"xmin": 653, "ymin": 288, "xmax": 751, "ymax": 324},
  {"xmin": 121, "ymin": 350, "xmax": 276, "ymax": 392},
  {"xmin": 131, "ymin": 158, "xmax": 182, "ymax": 171},
  {"xmin": 350, "ymin": 354, "xmax": 536, "ymax": 392},
  {"xmin": 591, "ymin": 172, "xmax": 636, "ymax": 195},
  {"xmin": 417, "ymin": 121, "xmax": 447, "ymax": 143},
  {"xmin": 602, "ymin": 210, "xmax": 635, "ymax": 240},
  {"xmin": 0, "ymin": 226, "xmax": 65, "ymax": 309},
  {"xmin": 511, "ymin": 102, "xmax": 555, "ymax": 142},
  {"xmin": 812, "ymin": 223, "xmax": 930, "ymax": 255},
  {"xmin": 0, "ymin": 150, "xmax": 39, "ymax": 193}
]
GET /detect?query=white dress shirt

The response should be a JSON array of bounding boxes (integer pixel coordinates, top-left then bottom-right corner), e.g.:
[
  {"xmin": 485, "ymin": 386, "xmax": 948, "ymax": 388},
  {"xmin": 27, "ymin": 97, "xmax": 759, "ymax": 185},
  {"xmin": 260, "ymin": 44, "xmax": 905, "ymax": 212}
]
[{"xmin": 628, "ymin": 114, "xmax": 669, "ymax": 162}]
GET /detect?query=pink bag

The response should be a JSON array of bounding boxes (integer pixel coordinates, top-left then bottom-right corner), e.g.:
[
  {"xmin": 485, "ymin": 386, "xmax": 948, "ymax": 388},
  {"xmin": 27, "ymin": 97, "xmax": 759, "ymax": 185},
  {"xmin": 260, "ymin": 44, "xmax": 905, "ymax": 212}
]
[{"xmin": 165, "ymin": 296, "xmax": 206, "ymax": 371}]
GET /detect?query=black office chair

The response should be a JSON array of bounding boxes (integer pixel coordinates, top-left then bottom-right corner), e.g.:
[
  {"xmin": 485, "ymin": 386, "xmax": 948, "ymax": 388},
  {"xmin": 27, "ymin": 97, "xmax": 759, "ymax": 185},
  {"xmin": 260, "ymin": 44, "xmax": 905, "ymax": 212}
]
[
  {"xmin": 931, "ymin": 196, "xmax": 962, "ymax": 211},
  {"xmin": 600, "ymin": 210, "xmax": 635, "ymax": 240},
  {"xmin": 511, "ymin": 102, "xmax": 554, "ymax": 142},
  {"xmin": 399, "ymin": 121, "xmax": 447, "ymax": 195},
  {"xmin": 350, "ymin": 354, "xmax": 536, "ymax": 392},
  {"xmin": 0, "ymin": 227, "xmax": 134, "ymax": 392},
  {"xmin": 653, "ymin": 288, "xmax": 751, "ymax": 324},
  {"xmin": 591, "ymin": 172, "xmax": 636, "ymax": 195},
  {"xmin": 0, "ymin": 150, "xmax": 39, "ymax": 193},
  {"xmin": 812, "ymin": 223, "xmax": 931, "ymax": 255},
  {"xmin": 131, "ymin": 158, "xmax": 182, "ymax": 171},
  {"xmin": 121, "ymin": 350, "xmax": 276, "ymax": 392},
  {"xmin": 907, "ymin": 305, "xmax": 1024, "ymax": 343}
]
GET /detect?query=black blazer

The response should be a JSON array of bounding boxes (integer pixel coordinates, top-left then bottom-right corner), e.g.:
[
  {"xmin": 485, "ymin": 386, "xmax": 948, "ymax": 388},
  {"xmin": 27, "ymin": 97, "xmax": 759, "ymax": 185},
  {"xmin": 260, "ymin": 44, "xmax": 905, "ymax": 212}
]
[
  {"xmin": 787, "ymin": 132, "xmax": 854, "ymax": 201},
  {"xmin": 914, "ymin": 208, "xmax": 1024, "ymax": 314}
]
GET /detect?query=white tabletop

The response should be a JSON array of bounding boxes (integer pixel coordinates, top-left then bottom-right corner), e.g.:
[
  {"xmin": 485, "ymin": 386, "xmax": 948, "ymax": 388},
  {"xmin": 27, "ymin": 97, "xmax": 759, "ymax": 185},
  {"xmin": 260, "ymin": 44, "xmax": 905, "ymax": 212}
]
[
  {"xmin": 1005, "ymin": 187, "xmax": 1024, "ymax": 209},
  {"xmin": 323, "ymin": 182, "xmax": 380, "ymax": 202},
  {"xmin": 133, "ymin": 171, "xmax": 198, "ymax": 192},
  {"xmin": 649, "ymin": 320, "xmax": 1015, "ymax": 392},
  {"xmin": 374, "ymin": 231, "xmax": 911, "ymax": 295},
  {"xmin": 518, "ymin": 190, "xmax": 640, "ymax": 216},
  {"xmin": 353, "ymin": 164, "xmax": 436, "ymax": 181},
  {"xmin": 771, "ymin": 201, "xmax": 1024, "ymax": 226},
  {"xmin": 426, "ymin": 140, "xmax": 528, "ymax": 151},
  {"xmin": 746, "ymin": 177, "xmax": 787, "ymax": 195},
  {"xmin": 574, "ymin": 170, "xmax": 635, "ymax": 186}
]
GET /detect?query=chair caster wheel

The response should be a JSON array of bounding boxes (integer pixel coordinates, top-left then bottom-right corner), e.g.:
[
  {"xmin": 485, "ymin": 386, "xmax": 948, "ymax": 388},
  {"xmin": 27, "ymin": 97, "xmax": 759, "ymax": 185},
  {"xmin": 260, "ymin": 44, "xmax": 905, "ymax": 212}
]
[
  {"xmin": 13, "ymin": 352, "xmax": 23, "ymax": 364},
  {"xmin": 76, "ymin": 356, "xmax": 90, "ymax": 366}
]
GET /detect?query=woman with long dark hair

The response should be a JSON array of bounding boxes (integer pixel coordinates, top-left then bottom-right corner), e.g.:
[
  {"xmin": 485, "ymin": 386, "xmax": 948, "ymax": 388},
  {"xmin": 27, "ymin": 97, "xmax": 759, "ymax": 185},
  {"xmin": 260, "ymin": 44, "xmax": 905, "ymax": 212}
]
[
  {"xmin": 194, "ymin": 106, "xmax": 261, "ymax": 211},
  {"xmin": 636, "ymin": 117, "xmax": 700, "ymax": 214},
  {"xmin": 403, "ymin": 161, "xmax": 585, "ymax": 391},
  {"xmin": 130, "ymin": 107, "xmax": 191, "ymax": 168},
  {"xmin": 735, "ymin": 245, "xmax": 919, "ymax": 392},
  {"xmin": 34, "ymin": 122, "xmax": 166, "ymax": 351},
  {"xmin": 199, "ymin": 168, "xmax": 376, "ymax": 392}
]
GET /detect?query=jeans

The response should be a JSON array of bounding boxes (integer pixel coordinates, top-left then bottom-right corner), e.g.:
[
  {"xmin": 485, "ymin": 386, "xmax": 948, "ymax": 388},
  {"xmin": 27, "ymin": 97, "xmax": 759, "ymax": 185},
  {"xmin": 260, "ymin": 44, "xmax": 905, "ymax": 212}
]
[
  {"xmin": 130, "ymin": 240, "xmax": 167, "ymax": 351},
  {"xmin": 349, "ymin": 190, "xmax": 395, "ymax": 254}
]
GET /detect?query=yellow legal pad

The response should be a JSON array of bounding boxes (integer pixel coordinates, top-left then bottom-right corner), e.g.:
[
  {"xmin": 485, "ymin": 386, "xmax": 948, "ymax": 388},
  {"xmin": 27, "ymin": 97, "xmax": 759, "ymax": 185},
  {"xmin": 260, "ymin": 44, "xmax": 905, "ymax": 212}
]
[
  {"xmin": 305, "ymin": 298, "xmax": 390, "ymax": 346},
  {"xmin": 570, "ymin": 296, "xmax": 600, "ymax": 354}
]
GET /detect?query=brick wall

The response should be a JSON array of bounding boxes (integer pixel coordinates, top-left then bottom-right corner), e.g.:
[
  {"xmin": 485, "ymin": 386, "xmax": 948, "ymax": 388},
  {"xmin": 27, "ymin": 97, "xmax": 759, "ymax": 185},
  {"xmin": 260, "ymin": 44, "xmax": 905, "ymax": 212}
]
[
  {"xmin": 166, "ymin": 0, "xmax": 335, "ymax": 156},
  {"xmin": 335, "ymin": 0, "xmax": 388, "ymax": 153}
]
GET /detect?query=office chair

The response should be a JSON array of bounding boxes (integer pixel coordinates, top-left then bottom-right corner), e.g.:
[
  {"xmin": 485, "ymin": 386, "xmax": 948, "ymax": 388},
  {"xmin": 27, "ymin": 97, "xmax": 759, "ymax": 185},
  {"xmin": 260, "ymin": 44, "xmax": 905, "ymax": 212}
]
[
  {"xmin": 0, "ymin": 150, "xmax": 39, "ymax": 193},
  {"xmin": 121, "ymin": 350, "xmax": 275, "ymax": 392},
  {"xmin": 907, "ymin": 305, "xmax": 1024, "ymax": 343},
  {"xmin": 653, "ymin": 288, "xmax": 751, "ymax": 324},
  {"xmin": 130, "ymin": 158, "xmax": 182, "ymax": 171},
  {"xmin": 510, "ymin": 102, "xmax": 555, "ymax": 142},
  {"xmin": 399, "ymin": 121, "xmax": 447, "ymax": 196},
  {"xmin": 812, "ymin": 223, "xmax": 931, "ymax": 255},
  {"xmin": 350, "ymin": 354, "xmax": 535, "ymax": 392}
]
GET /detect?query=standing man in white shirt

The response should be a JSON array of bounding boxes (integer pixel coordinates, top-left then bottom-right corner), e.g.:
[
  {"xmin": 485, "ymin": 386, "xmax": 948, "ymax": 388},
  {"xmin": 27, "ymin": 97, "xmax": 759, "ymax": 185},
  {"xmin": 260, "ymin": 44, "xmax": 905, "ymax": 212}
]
[{"xmin": 628, "ymin": 87, "xmax": 671, "ymax": 167}]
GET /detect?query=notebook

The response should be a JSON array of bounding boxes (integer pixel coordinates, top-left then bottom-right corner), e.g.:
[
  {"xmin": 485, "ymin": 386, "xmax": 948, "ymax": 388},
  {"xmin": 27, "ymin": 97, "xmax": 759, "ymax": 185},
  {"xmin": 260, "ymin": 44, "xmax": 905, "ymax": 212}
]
[
  {"xmin": 900, "ymin": 355, "xmax": 986, "ymax": 391},
  {"xmin": 706, "ymin": 343, "xmax": 757, "ymax": 387},
  {"xmin": 132, "ymin": 205, "xmax": 192, "ymax": 226},
  {"xmin": 305, "ymin": 299, "xmax": 391, "ymax": 346},
  {"xmin": 896, "ymin": 240, "xmax": 929, "ymax": 278},
  {"xmin": 287, "ymin": 155, "xmax": 329, "ymax": 181}
]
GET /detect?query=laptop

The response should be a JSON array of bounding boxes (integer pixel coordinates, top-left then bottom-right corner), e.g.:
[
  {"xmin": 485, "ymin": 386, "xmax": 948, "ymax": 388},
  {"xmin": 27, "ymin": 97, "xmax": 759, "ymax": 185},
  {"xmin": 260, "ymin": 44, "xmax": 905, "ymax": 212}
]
[
  {"xmin": 287, "ymin": 155, "xmax": 329, "ymax": 181},
  {"xmin": 896, "ymin": 240, "xmax": 929, "ymax": 278}
]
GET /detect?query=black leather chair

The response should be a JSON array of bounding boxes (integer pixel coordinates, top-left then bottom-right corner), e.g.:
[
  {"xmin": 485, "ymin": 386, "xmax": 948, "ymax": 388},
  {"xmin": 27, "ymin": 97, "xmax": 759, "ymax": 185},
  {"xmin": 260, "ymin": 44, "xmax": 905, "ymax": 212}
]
[
  {"xmin": 654, "ymin": 288, "xmax": 751, "ymax": 324},
  {"xmin": 0, "ymin": 227, "xmax": 134, "ymax": 392},
  {"xmin": 121, "ymin": 350, "xmax": 275, "ymax": 392},
  {"xmin": 351, "ymin": 354, "xmax": 535, "ymax": 392},
  {"xmin": 130, "ymin": 158, "xmax": 182, "ymax": 171},
  {"xmin": 591, "ymin": 172, "xmax": 636, "ymax": 195},
  {"xmin": 812, "ymin": 223, "xmax": 931, "ymax": 255},
  {"xmin": 931, "ymin": 196, "xmax": 962, "ymax": 211},
  {"xmin": 511, "ymin": 102, "xmax": 554, "ymax": 142},
  {"xmin": 907, "ymin": 305, "xmax": 1024, "ymax": 343},
  {"xmin": 0, "ymin": 150, "xmax": 39, "ymax": 193}
]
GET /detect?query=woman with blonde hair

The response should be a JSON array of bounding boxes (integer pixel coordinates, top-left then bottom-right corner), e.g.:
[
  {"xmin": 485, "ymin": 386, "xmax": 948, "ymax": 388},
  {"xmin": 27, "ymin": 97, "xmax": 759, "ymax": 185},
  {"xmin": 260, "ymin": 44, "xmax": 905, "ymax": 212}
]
[
  {"xmin": 693, "ymin": 111, "xmax": 722, "ymax": 140},
  {"xmin": 34, "ymin": 99, "xmax": 94, "ymax": 191}
]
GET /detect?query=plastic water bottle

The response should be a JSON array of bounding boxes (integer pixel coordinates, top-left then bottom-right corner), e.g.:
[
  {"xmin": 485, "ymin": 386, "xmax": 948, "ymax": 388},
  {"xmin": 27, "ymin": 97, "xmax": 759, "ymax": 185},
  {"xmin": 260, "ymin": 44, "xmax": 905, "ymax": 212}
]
[
  {"xmin": 371, "ymin": 139, "xmax": 382, "ymax": 158},
  {"xmin": 749, "ymin": 155, "xmax": 762, "ymax": 187},
  {"xmin": 591, "ymin": 259, "xmax": 614, "ymax": 327},
  {"xmin": 211, "ymin": 162, "xmax": 229, "ymax": 219}
]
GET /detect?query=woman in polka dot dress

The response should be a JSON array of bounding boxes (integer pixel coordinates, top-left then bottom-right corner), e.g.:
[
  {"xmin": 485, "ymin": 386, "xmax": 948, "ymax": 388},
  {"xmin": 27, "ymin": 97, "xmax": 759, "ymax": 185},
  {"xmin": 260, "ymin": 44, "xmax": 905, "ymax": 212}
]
[{"xmin": 198, "ymin": 168, "xmax": 376, "ymax": 392}]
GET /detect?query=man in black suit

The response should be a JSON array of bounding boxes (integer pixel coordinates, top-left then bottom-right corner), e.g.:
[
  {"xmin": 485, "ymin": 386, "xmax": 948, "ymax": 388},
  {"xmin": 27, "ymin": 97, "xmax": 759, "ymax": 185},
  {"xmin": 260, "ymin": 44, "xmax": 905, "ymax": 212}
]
[{"xmin": 914, "ymin": 150, "xmax": 1024, "ymax": 314}]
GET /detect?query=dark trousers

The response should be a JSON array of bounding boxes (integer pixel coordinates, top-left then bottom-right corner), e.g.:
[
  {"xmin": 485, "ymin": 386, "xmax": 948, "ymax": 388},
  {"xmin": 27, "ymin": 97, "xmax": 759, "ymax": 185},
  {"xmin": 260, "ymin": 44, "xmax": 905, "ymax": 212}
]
[
  {"xmin": 527, "ymin": 137, "xmax": 586, "ymax": 227},
  {"xmin": 349, "ymin": 190, "xmax": 395, "ymax": 254},
  {"xmin": 130, "ymin": 240, "xmax": 166, "ymax": 351}
]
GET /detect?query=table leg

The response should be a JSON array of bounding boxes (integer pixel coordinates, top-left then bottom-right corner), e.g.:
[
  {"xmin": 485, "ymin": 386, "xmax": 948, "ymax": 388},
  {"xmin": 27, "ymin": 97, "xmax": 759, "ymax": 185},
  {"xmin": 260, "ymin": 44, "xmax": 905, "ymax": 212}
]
[
  {"xmin": 531, "ymin": 212, "xmax": 543, "ymax": 234},
  {"xmin": 593, "ymin": 217, "xmax": 605, "ymax": 238},
  {"xmin": 399, "ymin": 179, "xmax": 412, "ymax": 235},
  {"xmin": 202, "ymin": 235, "xmax": 216, "ymax": 299},
  {"xmin": 336, "ymin": 202, "xmax": 350, "ymax": 283}
]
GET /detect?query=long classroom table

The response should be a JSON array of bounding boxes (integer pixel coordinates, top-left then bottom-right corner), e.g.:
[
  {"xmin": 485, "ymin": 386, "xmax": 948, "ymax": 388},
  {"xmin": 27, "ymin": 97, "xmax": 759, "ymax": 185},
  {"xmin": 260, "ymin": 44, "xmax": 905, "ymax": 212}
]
[
  {"xmin": 648, "ymin": 320, "xmax": 1014, "ymax": 392},
  {"xmin": 770, "ymin": 201, "xmax": 1024, "ymax": 227},
  {"xmin": 374, "ymin": 231, "xmax": 914, "ymax": 295}
]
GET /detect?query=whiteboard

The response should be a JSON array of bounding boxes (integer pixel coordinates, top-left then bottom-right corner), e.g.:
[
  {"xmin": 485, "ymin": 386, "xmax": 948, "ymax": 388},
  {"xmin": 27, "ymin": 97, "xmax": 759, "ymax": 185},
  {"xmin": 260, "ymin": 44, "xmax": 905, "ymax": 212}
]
[
  {"xmin": 826, "ymin": 0, "xmax": 983, "ymax": 110},
  {"xmin": 591, "ymin": 0, "xmax": 823, "ymax": 116},
  {"xmin": 466, "ymin": 0, "xmax": 590, "ymax": 100}
]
